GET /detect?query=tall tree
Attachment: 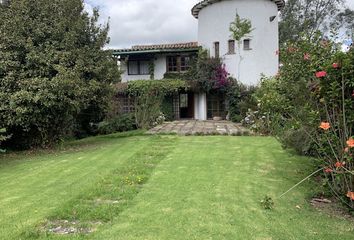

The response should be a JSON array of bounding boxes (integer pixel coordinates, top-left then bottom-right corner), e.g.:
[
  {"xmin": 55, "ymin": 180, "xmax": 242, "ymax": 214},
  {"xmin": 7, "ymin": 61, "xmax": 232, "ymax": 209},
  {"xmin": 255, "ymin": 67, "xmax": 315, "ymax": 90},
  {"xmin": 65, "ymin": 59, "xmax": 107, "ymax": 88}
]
[
  {"xmin": 279, "ymin": 0, "xmax": 354, "ymax": 44},
  {"xmin": 0, "ymin": 0, "xmax": 120, "ymax": 148}
]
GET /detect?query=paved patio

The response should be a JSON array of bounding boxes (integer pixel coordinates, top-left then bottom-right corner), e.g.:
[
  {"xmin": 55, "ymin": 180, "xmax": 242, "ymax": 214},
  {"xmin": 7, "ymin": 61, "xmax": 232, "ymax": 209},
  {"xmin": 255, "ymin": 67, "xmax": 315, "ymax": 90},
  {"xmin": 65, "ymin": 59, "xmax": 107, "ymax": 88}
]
[{"xmin": 147, "ymin": 120, "xmax": 251, "ymax": 136}]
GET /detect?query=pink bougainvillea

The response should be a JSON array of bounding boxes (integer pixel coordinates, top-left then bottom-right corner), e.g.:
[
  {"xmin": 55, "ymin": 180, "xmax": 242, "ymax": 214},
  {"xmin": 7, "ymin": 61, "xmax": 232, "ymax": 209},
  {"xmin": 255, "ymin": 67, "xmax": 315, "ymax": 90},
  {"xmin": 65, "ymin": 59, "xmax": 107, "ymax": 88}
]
[{"xmin": 213, "ymin": 64, "xmax": 229, "ymax": 89}]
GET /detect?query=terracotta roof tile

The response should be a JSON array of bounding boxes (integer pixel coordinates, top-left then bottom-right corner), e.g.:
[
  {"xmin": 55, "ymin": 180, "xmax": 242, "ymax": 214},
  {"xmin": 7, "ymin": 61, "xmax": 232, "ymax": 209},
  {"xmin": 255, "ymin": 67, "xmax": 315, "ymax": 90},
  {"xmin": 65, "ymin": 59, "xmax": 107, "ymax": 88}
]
[{"xmin": 114, "ymin": 42, "xmax": 199, "ymax": 54}]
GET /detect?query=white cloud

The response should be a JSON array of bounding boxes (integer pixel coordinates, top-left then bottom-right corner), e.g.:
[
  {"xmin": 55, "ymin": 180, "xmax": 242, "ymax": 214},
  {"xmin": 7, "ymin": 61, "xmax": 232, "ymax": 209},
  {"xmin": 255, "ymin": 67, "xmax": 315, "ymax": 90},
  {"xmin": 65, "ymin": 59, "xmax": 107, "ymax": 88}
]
[{"xmin": 86, "ymin": 0, "xmax": 354, "ymax": 49}]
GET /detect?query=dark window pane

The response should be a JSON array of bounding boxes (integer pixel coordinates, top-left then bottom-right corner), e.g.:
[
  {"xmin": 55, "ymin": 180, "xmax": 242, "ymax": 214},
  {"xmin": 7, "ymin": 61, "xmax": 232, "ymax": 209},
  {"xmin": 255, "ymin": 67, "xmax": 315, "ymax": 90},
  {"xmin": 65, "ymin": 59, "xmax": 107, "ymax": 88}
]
[
  {"xmin": 139, "ymin": 61, "xmax": 150, "ymax": 75},
  {"xmin": 180, "ymin": 56, "xmax": 190, "ymax": 72},
  {"xmin": 214, "ymin": 42, "xmax": 220, "ymax": 58},
  {"xmin": 244, "ymin": 39, "xmax": 251, "ymax": 50},
  {"xmin": 128, "ymin": 61, "xmax": 139, "ymax": 75},
  {"xmin": 168, "ymin": 56, "xmax": 178, "ymax": 72},
  {"xmin": 180, "ymin": 94, "xmax": 188, "ymax": 108}
]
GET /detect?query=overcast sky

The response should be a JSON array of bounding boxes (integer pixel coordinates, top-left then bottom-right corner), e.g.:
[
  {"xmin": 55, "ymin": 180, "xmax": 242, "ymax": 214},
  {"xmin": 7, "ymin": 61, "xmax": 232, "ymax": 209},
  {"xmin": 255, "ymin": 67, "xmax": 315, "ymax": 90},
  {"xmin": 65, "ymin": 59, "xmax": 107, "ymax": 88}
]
[{"xmin": 84, "ymin": 0, "xmax": 354, "ymax": 49}]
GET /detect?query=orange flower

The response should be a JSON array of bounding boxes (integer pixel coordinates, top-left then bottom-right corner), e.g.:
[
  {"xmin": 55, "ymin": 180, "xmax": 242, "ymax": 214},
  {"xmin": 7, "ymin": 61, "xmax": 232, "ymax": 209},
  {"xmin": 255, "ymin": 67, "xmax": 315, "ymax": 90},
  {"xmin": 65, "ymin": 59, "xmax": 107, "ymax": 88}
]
[
  {"xmin": 319, "ymin": 122, "xmax": 330, "ymax": 130},
  {"xmin": 335, "ymin": 162, "xmax": 345, "ymax": 168},
  {"xmin": 324, "ymin": 168, "xmax": 333, "ymax": 173},
  {"xmin": 347, "ymin": 138, "xmax": 354, "ymax": 148},
  {"xmin": 347, "ymin": 192, "xmax": 354, "ymax": 200}
]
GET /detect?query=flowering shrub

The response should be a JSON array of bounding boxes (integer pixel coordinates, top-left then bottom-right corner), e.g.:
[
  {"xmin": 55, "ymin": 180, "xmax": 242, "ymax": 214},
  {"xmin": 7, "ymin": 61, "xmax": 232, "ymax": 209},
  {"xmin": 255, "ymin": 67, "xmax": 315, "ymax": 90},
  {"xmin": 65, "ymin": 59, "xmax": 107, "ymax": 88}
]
[
  {"xmin": 255, "ymin": 34, "xmax": 354, "ymax": 209},
  {"xmin": 187, "ymin": 49, "xmax": 232, "ymax": 92}
]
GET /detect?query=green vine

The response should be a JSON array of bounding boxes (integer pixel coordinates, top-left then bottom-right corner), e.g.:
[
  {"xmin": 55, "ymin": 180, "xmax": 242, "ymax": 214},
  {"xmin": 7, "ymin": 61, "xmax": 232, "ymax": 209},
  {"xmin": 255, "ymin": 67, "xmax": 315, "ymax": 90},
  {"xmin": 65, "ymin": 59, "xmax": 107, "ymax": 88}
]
[{"xmin": 149, "ymin": 60, "xmax": 155, "ymax": 80}]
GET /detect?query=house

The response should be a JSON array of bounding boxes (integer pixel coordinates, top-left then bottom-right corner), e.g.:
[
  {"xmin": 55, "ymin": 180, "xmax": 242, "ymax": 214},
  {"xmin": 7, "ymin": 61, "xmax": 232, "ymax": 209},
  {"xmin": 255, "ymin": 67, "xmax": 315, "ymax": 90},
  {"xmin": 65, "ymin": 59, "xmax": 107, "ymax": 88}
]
[{"xmin": 113, "ymin": 0, "xmax": 285, "ymax": 121}]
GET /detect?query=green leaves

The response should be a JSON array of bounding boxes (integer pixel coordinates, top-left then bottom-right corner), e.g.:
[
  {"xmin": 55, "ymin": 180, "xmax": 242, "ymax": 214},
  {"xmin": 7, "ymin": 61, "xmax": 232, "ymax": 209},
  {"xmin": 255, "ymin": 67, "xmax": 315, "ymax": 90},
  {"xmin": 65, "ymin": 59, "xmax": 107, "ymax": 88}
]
[
  {"xmin": 229, "ymin": 13, "xmax": 254, "ymax": 42},
  {"xmin": 0, "ymin": 0, "xmax": 120, "ymax": 148}
]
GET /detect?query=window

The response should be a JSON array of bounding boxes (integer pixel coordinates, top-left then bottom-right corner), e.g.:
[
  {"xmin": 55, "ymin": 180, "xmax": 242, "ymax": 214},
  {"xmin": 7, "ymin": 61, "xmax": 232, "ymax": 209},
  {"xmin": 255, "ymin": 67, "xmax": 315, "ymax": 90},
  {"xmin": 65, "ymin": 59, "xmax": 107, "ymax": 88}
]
[
  {"xmin": 167, "ymin": 56, "xmax": 191, "ymax": 73},
  {"xmin": 128, "ymin": 60, "xmax": 150, "ymax": 75},
  {"xmin": 207, "ymin": 94, "xmax": 226, "ymax": 119},
  {"xmin": 214, "ymin": 42, "xmax": 220, "ymax": 58},
  {"xmin": 180, "ymin": 56, "xmax": 190, "ymax": 72},
  {"xmin": 228, "ymin": 40, "xmax": 235, "ymax": 54},
  {"xmin": 179, "ymin": 94, "xmax": 188, "ymax": 108},
  {"xmin": 243, "ymin": 39, "xmax": 251, "ymax": 50},
  {"xmin": 167, "ymin": 56, "xmax": 178, "ymax": 72}
]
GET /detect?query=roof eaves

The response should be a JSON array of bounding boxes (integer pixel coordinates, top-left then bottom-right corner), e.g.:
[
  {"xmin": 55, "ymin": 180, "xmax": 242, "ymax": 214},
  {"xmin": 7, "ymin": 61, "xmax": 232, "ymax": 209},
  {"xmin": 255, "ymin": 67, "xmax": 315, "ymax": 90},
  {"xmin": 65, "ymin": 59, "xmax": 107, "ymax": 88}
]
[{"xmin": 113, "ymin": 47, "xmax": 200, "ymax": 56}]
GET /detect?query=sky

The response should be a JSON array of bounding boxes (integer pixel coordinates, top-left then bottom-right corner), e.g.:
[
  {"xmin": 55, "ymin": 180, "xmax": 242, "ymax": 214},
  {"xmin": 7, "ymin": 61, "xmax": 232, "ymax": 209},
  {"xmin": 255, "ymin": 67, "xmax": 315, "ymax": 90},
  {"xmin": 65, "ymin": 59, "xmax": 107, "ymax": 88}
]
[{"xmin": 84, "ymin": 0, "xmax": 354, "ymax": 49}]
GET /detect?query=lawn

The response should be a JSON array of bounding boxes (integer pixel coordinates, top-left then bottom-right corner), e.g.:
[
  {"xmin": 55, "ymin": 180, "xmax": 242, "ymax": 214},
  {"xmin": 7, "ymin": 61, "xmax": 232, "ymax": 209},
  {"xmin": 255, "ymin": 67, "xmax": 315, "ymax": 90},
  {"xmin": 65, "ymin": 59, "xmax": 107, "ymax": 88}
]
[{"xmin": 0, "ymin": 132, "xmax": 353, "ymax": 239}]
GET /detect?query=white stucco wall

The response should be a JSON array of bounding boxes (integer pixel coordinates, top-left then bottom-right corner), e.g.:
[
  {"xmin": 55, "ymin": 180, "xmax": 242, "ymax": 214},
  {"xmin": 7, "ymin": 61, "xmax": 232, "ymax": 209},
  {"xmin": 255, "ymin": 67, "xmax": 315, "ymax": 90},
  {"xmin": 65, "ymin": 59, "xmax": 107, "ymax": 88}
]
[
  {"xmin": 198, "ymin": 0, "xmax": 279, "ymax": 85},
  {"xmin": 120, "ymin": 54, "xmax": 167, "ymax": 82}
]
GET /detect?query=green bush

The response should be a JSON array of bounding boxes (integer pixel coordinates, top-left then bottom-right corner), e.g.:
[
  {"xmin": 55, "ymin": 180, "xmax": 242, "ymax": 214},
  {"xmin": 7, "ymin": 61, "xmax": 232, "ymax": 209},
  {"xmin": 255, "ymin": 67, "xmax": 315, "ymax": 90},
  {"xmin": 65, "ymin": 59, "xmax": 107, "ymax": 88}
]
[
  {"xmin": 227, "ymin": 81, "xmax": 258, "ymax": 123},
  {"xmin": 98, "ymin": 114, "xmax": 136, "ymax": 135},
  {"xmin": 127, "ymin": 79, "xmax": 188, "ymax": 129},
  {"xmin": 254, "ymin": 33, "xmax": 354, "ymax": 209}
]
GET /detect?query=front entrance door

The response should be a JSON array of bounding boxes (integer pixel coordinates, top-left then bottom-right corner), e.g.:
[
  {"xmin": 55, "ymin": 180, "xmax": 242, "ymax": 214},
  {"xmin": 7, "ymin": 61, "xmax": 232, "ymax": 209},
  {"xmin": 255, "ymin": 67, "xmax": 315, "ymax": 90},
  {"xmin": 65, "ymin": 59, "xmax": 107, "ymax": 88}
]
[{"xmin": 179, "ymin": 93, "xmax": 194, "ymax": 119}]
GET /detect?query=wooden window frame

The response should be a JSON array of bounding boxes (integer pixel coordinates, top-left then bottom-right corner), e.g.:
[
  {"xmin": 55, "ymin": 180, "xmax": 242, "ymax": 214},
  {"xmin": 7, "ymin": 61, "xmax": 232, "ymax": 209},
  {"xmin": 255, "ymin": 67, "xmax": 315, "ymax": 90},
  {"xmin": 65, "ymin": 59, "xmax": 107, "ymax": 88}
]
[{"xmin": 166, "ymin": 55, "xmax": 191, "ymax": 73}]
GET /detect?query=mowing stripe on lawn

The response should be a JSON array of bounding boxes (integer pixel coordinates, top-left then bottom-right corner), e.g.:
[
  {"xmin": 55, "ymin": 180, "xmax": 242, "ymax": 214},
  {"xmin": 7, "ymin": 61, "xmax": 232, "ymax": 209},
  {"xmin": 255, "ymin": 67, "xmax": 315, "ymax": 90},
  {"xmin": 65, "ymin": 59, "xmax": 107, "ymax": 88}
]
[{"xmin": 20, "ymin": 135, "xmax": 177, "ymax": 239}]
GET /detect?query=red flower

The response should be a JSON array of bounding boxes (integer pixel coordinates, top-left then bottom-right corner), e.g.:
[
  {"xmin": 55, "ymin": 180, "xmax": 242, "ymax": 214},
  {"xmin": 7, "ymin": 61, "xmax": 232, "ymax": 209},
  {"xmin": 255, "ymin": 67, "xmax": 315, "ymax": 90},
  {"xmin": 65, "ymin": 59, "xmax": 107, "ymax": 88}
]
[
  {"xmin": 316, "ymin": 71, "xmax": 327, "ymax": 78},
  {"xmin": 335, "ymin": 162, "xmax": 345, "ymax": 168},
  {"xmin": 304, "ymin": 53, "xmax": 310, "ymax": 60},
  {"xmin": 332, "ymin": 63, "xmax": 339, "ymax": 69},
  {"xmin": 324, "ymin": 168, "xmax": 333, "ymax": 173},
  {"xmin": 347, "ymin": 192, "xmax": 354, "ymax": 200},
  {"xmin": 347, "ymin": 138, "xmax": 354, "ymax": 148},
  {"xmin": 319, "ymin": 122, "xmax": 330, "ymax": 130}
]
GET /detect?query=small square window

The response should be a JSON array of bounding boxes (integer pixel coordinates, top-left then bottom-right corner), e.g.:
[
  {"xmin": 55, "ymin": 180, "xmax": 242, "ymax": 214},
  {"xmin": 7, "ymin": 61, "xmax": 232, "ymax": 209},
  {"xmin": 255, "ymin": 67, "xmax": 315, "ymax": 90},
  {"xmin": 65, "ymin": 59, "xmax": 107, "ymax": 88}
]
[
  {"xmin": 228, "ymin": 40, "xmax": 235, "ymax": 54},
  {"xmin": 244, "ymin": 39, "xmax": 251, "ymax": 50}
]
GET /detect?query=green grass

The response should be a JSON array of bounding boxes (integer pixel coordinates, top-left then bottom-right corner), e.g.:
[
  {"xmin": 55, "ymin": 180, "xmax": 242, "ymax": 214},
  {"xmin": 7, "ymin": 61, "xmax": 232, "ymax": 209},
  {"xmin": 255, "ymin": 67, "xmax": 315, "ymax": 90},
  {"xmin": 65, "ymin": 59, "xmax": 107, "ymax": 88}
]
[{"xmin": 0, "ymin": 133, "xmax": 353, "ymax": 239}]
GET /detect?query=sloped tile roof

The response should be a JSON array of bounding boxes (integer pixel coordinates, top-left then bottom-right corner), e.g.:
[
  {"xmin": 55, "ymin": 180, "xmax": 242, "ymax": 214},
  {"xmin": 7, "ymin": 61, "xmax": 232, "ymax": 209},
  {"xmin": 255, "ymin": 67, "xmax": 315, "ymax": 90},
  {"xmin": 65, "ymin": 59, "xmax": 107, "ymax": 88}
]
[
  {"xmin": 191, "ymin": 0, "xmax": 285, "ymax": 19},
  {"xmin": 114, "ymin": 42, "xmax": 199, "ymax": 54}
]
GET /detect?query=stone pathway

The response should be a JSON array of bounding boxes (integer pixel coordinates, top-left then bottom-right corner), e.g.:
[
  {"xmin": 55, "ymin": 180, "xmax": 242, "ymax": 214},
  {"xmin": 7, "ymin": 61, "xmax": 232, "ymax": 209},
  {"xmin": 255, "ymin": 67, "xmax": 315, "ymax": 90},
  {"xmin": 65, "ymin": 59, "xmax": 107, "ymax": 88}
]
[{"xmin": 147, "ymin": 120, "xmax": 251, "ymax": 136}]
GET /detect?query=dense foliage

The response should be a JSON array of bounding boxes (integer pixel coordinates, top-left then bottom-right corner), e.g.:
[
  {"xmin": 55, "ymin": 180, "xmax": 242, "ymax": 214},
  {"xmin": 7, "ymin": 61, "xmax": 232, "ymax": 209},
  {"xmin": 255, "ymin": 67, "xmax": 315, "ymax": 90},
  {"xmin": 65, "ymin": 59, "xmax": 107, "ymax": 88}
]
[
  {"xmin": 279, "ymin": 0, "xmax": 354, "ymax": 45},
  {"xmin": 187, "ymin": 50, "xmax": 232, "ymax": 92},
  {"xmin": 98, "ymin": 114, "xmax": 136, "ymax": 135},
  {"xmin": 0, "ymin": 0, "xmax": 120, "ymax": 148},
  {"xmin": 254, "ymin": 34, "xmax": 354, "ymax": 208},
  {"xmin": 227, "ymin": 83, "xmax": 257, "ymax": 123},
  {"xmin": 126, "ymin": 79, "xmax": 189, "ymax": 129}
]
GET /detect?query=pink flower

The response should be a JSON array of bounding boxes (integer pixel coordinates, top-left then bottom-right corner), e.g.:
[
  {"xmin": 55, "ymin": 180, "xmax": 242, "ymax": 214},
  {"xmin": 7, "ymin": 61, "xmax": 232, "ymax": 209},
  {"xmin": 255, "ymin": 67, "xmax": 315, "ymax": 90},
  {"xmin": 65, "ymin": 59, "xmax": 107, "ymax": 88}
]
[
  {"xmin": 304, "ymin": 53, "xmax": 310, "ymax": 60},
  {"xmin": 332, "ymin": 63, "xmax": 339, "ymax": 69},
  {"xmin": 316, "ymin": 71, "xmax": 327, "ymax": 78},
  {"xmin": 275, "ymin": 50, "xmax": 279, "ymax": 56}
]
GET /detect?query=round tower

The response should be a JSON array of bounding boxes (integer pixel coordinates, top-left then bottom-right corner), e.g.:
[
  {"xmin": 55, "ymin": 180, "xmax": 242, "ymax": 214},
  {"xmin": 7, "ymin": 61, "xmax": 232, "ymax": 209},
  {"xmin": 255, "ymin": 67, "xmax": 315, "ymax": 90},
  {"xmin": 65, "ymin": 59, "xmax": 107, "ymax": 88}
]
[{"xmin": 192, "ymin": 0, "xmax": 285, "ymax": 85}]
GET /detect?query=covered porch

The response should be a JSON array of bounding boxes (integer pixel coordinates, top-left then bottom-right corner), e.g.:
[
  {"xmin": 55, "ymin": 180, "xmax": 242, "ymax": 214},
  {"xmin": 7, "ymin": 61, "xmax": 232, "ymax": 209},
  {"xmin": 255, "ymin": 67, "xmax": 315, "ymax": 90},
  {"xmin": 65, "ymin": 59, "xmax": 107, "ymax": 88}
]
[{"xmin": 171, "ymin": 91, "xmax": 227, "ymax": 121}]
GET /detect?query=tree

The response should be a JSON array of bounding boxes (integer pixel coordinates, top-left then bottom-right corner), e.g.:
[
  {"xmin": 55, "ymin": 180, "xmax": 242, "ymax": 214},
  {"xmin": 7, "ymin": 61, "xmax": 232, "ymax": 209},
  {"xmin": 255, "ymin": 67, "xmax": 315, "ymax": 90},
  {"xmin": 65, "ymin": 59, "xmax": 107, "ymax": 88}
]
[
  {"xmin": 0, "ymin": 0, "xmax": 120, "ymax": 148},
  {"xmin": 229, "ymin": 13, "xmax": 254, "ymax": 81},
  {"xmin": 279, "ymin": 0, "xmax": 354, "ymax": 44}
]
